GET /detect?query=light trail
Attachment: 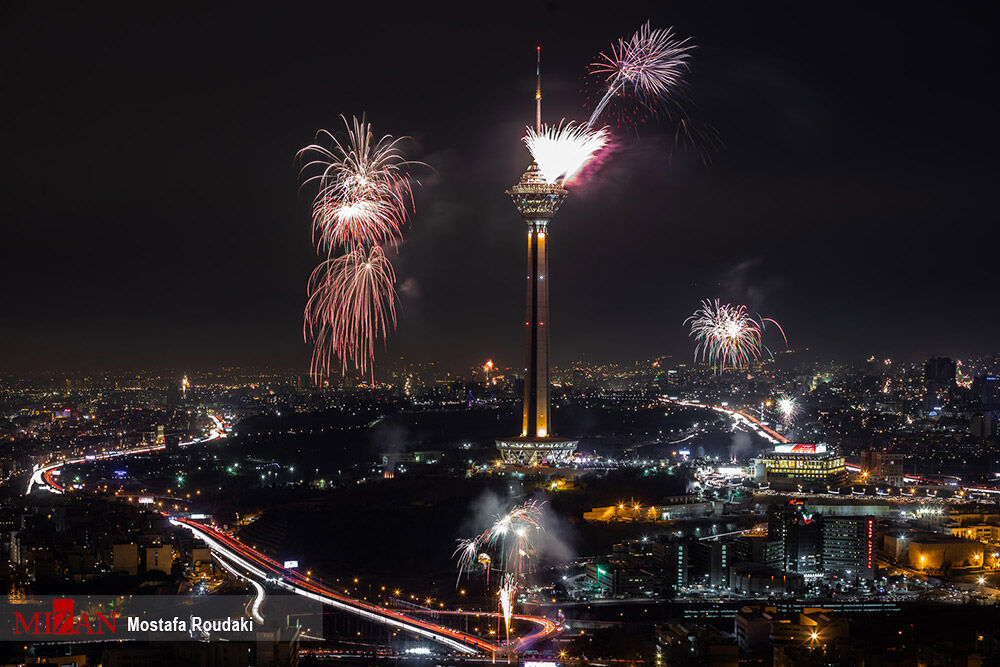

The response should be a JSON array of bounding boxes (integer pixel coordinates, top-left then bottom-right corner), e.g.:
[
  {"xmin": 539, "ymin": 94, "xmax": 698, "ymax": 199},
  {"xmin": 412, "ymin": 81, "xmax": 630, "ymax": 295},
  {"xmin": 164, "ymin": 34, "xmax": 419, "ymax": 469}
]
[
  {"xmin": 845, "ymin": 462, "xmax": 976, "ymax": 490},
  {"xmin": 698, "ymin": 526, "xmax": 766, "ymax": 541},
  {"xmin": 407, "ymin": 609, "xmax": 558, "ymax": 653},
  {"xmin": 22, "ymin": 412, "xmax": 563, "ymax": 654},
  {"xmin": 172, "ymin": 518, "xmax": 510, "ymax": 654},
  {"xmin": 663, "ymin": 398, "xmax": 788, "ymax": 444},
  {"xmin": 26, "ymin": 413, "xmax": 226, "ymax": 495},
  {"xmin": 213, "ymin": 552, "xmax": 266, "ymax": 623}
]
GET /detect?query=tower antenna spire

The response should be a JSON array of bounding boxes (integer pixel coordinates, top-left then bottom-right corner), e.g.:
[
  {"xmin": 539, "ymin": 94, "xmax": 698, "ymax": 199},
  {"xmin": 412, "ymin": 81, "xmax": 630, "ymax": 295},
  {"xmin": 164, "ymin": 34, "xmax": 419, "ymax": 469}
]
[{"xmin": 535, "ymin": 46, "xmax": 542, "ymax": 132}]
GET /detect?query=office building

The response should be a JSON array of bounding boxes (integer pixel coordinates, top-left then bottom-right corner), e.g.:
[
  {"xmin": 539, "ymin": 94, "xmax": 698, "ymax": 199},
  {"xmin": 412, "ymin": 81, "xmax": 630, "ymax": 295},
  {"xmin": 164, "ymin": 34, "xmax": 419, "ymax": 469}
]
[{"xmin": 754, "ymin": 443, "xmax": 847, "ymax": 490}]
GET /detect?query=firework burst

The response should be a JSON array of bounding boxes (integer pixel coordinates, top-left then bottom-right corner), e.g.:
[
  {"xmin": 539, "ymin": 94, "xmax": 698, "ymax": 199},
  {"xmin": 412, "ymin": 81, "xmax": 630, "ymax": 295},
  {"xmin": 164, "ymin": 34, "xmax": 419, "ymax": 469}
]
[
  {"xmin": 304, "ymin": 245, "xmax": 397, "ymax": 380},
  {"xmin": 453, "ymin": 538, "xmax": 480, "ymax": 583},
  {"xmin": 479, "ymin": 501, "xmax": 545, "ymax": 575},
  {"xmin": 297, "ymin": 116, "xmax": 417, "ymax": 252},
  {"xmin": 777, "ymin": 396, "xmax": 800, "ymax": 426},
  {"xmin": 524, "ymin": 122, "xmax": 609, "ymax": 185},
  {"xmin": 298, "ymin": 116, "xmax": 423, "ymax": 383},
  {"xmin": 587, "ymin": 22, "xmax": 695, "ymax": 128},
  {"xmin": 498, "ymin": 573, "xmax": 516, "ymax": 644},
  {"xmin": 685, "ymin": 300, "xmax": 785, "ymax": 373},
  {"xmin": 453, "ymin": 500, "xmax": 545, "ymax": 586}
]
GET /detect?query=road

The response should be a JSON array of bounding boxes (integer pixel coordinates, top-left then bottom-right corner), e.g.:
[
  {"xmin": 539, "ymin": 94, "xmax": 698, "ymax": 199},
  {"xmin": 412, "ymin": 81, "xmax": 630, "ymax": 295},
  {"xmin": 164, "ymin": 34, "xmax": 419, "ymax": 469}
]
[
  {"xmin": 211, "ymin": 552, "xmax": 266, "ymax": 623},
  {"xmin": 27, "ymin": 413, "xmax": 227, "ymax": 495},
  {"xmin": 22, "ymin": 411, "xmax": 562, "ymax": 655},
  {"xmin": 407, "ymin": 609, "xmax": 559, "ymax": 654},
  {"xmin": 662, "ymin": 398, "xmax": 788, "ymax": 445},
  {"xmin": 172, "ymin": 518, "xmax": 561, "ymax": 655}
]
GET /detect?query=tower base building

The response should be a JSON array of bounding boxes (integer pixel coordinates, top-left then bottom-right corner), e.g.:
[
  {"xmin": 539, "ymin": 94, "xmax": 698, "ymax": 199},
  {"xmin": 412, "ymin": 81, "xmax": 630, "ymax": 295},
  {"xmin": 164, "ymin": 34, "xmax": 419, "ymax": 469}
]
[{"xmin": 496, "ymin": 436, "xmax": 577, "ymax": 466}]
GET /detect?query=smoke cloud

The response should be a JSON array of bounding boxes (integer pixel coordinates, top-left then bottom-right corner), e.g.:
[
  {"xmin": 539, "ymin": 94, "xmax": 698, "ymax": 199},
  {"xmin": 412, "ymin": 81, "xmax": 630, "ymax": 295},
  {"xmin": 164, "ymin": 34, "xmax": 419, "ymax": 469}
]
[
  {"xmin": 729, "ymin": 431, "xmax": 754, "ymax": 460},
  {"xmin": 457, "ymin": 487, "xmax": 576, "ymax": 567}
]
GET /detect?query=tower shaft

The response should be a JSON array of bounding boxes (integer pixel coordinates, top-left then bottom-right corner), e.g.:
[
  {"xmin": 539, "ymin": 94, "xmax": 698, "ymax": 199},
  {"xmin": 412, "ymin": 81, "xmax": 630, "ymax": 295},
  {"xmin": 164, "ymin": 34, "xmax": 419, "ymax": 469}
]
[
  {"xmin": 522, "ymin": 220, "xmax": 549, "ymax": 438},
  {"xmin": 494, "ymin": 62, "xmax": 578, "ymax": 465}
]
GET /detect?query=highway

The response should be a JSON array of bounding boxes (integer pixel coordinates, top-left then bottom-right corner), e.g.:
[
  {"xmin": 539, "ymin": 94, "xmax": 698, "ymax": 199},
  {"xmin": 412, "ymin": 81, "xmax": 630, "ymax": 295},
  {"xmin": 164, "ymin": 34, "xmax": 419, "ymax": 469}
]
[
  {"xmin": 663, "ymin": 398, "xmax": 789, "ymax": 445},
  {"xmin": 407, "ymin": 609, "xmax": 559, "ymax": 654},
  {"xmin": 27, "ymin": 413, "xmax": 227, "ymax": 495},
  {"xmin": 21, "ymin": 411, "xmax": 564, "ymax": 655},
  {"xmin": 171, "ymin": 518, "xmax": 557, "ymax": 655},
  {"xmin": 211, "ymin": 552, "xmax": 266, "ymax": 623}
]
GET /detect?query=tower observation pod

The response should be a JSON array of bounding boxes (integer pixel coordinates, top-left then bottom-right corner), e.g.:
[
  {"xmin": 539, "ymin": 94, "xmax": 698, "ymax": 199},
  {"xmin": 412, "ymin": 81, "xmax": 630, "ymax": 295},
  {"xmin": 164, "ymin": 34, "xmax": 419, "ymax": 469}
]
[{"xmin": 496, "ymin": 47, "xmax": 578, "ymax": 466}]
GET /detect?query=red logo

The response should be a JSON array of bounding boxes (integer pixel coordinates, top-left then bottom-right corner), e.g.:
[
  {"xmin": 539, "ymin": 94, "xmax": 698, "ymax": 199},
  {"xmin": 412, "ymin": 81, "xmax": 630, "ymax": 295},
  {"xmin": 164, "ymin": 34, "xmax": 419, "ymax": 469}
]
[{"xmin": 13, "ymin": 599, "xmax": 118, "ymax": 636}]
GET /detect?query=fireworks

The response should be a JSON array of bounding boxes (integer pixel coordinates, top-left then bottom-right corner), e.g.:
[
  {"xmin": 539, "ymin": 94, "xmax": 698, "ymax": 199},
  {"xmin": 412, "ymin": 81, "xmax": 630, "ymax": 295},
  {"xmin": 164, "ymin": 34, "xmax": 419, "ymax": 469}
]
[
  {"xmin": 454, "ymin": 538, "xmax": 481, "ymax": 585},
  {"xmin": 524, "ymin": 122, "xmax": 609, "ymax": 185},
  {"xmin": 304, "ymin": 246, "xmax": 398, "ymax": 380},
  {"xmin": 453, "ymin": 500, "xmax": 545, "ymax": 634},
  {"xmin": 686, "ymin": 300, "xmax": 762, "ymax": 372},
  {"xmin": 685, "ymin": 299, "xmax": 786, "ymax": 373},
  {"xmin": 479, "ymin": 501, "xmax": 544, "ymax": 574},
  {"xmin": 460, "ymin": 501, "xmax": 544, "ymax": 577},
  {"xmin": 297, "ymin": 116, "xmax": 416, "ymax": 252},
  {"xmin": 498, "ymin": 573, "xmax": 516, "ymax": 644},
  {"xmin": 778, "ymin": 396, "xmax": 799, "ymax": 426},
  {"xmin": 454, "ymin": 500, "xmax": 545, "ymax": 581},
  {"xmin": 298, "ymin": 116, "xmax": 421, "ymax": 382},
  {"xmin": 453, "ymin": 501, "xmax": 546, "ymax": 646},
  {"xmin": 587, "ymin": 22, "xmax": 695, "ymax": 127}
]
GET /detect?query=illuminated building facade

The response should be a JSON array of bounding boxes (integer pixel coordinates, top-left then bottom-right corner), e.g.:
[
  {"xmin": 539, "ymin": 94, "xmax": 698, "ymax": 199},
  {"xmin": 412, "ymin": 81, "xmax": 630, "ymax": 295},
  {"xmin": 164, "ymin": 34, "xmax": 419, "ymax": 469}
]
[
  {"xmin": 753, "ymin": 443, "xmax": 846, "ymax": 489},
  {"xmin": 860, "ymin": 450, "xmax": 904, "ymax": 486},
  {"xmin": 768, "ymin": 504, "xmax": 821, "ymax": 574},
  {"xmin": 768, "ymin": 506, "xmax": 876, "ymax": 579},
  {"xmin": 821, "ymin": 517, "xmax": 876, "ymax": 579},
  {"xmin": 892, "ymin": 533, "xmax": 985, "ymax": 572}
]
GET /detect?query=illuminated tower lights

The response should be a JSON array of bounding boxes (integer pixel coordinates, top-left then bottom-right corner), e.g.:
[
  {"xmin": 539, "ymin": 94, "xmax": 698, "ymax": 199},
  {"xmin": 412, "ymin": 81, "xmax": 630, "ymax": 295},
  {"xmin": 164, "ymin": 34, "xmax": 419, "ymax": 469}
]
[{"xmin": 496, "ymin": 48, "xmax": 578, "ymax": 466}]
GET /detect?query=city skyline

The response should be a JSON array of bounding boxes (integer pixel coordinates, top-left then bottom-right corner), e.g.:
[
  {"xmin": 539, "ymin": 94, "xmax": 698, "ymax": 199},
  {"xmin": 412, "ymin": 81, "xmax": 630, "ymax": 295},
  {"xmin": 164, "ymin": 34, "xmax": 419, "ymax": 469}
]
[{"xmin": 3, "ymin": 4, "xmax": 1000, "ymax": 664}]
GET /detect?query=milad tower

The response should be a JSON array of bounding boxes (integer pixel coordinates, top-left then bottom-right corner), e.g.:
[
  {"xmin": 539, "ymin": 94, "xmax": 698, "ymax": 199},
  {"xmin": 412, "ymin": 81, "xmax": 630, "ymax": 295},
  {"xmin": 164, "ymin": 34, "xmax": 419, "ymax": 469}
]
[{"xmin": 496, "ymin": 49, "xmax": 578, "ymax": 466}]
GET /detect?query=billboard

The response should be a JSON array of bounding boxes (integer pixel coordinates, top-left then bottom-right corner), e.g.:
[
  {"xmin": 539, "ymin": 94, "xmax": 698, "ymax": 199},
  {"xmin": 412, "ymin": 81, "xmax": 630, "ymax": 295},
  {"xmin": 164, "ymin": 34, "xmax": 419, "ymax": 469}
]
[{"xmin": 774, "ymin": 443, "xmax": 827, "ymax": 454}]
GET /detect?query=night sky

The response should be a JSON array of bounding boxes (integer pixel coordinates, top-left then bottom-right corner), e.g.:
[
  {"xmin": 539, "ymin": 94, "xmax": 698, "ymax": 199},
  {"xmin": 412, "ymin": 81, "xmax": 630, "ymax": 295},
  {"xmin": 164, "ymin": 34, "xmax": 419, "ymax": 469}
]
[{"xmin": 1, "ymin": 2, "xmax": 995, "ymax": 374}]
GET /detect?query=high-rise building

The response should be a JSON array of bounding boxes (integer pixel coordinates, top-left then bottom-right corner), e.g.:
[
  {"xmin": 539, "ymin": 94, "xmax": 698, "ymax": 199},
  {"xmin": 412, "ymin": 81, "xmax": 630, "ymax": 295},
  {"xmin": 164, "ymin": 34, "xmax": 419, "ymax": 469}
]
[
  {"xmin": 923, "ymin": 357, "xmax": 956, "ymax": 411},
  {"xmin": 974, "ymin": 375, "xmax": 1000, "ymax": 413},
  {"xmin": 821, "ymin": 517, "xmax": 876, "ymax": 580},
  {"xmin": 734, "ymin": 532, "xmax": 784, "ymax": 568},
  {"xmin": 693, "ymin": 539, "xmax": 736, "ymax": 587},
  {"xmin": 971, "ymin": 411, "xmax": 993, "ymax": 438},
  {"xmin": 495, "ymin": 56, "xmax": 577, "ymax": 466},
  {"xmin": 768, "ymin": 506, "xmax": 876, "ymax": 580},
  {"xmin": 768, "ymin": 505, "xmax": 821, "ymax": 574},
  {"xmin": 652, "ymin": 539, "xmax": 689, "ymax": 589}
]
